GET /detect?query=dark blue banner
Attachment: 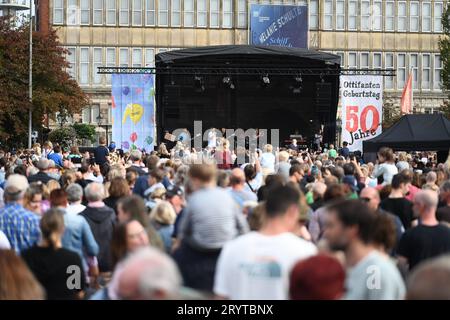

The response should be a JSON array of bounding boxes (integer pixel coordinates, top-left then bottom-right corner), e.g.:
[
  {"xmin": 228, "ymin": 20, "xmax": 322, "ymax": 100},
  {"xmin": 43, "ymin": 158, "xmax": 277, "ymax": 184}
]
[{"xmin": 249, "ymin": 4, "xmax": 308, "ymax": 48}]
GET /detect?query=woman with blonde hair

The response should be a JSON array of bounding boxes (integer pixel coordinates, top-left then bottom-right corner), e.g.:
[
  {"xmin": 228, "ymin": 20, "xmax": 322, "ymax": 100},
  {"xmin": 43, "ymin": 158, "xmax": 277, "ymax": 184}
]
[
  {"xmin": 23, "ymin": 183, "xmax": 47, "ymax": 216},
  {"xmin": 260, "ymin": 144, "xmax": 276, "ymax": 176},
  {"xmin": 149, "ymin": 201, "xmax": 177, "ymax": 253},
  {"xmin": 0, "ymin": 250, "xmax": 45, "ymax": 300}
]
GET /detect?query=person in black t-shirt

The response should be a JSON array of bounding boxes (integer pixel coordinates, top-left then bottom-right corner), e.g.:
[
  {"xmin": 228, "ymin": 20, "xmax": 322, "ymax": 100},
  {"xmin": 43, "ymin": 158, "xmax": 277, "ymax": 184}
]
[
  {"xmin": 380, "ymin": 173, "xmax": 415, "ymax": 230},
  {"xmin": 22, "ymin": 208, "xmax": 86, "ymax": 300},
  {"xmin": 397, "ymin": 190, "xmax": 450, "ymax": 272},
  {"xmin": 93, "ymin": 136, "xmax": 109, "ymax": 166}
]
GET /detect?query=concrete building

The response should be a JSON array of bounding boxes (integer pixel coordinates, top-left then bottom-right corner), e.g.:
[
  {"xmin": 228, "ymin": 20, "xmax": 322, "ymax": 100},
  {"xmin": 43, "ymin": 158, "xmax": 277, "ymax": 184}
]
[{"xmin": 9, "ymin": 0, "xmax": 449, "ymax": 143}]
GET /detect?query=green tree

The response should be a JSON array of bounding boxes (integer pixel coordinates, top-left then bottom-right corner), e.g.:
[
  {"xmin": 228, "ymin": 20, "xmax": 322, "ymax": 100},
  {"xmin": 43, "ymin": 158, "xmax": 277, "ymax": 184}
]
[
  {"xmin": 0, "ymin": 17, "xmax": 89, "ymax": 148},
  {"xmin": 72, "ymin": 123, "xmax": 97, "ymax": 143},
  {"xmin": 48, "ymin": 126, "xmax": 77, "ymax": 149}
]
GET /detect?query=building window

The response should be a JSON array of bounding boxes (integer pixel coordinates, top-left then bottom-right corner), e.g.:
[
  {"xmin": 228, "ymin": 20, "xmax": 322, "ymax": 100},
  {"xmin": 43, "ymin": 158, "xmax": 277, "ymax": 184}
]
[
  {"xmin": 145, "ymin": 48, "xmax": 155, "ymax": 66},
  {"xmin": 422, "ymin": 54, "xmax": 431, "ymax": 90},
  {"xmin": 309, "ymin": 0, "xmax": 318, "ymax": 30},
  {"xmin": 348, "ymin": 0, "xmax": 357, "ymax": 31},
  {"xmin": 348, "ymin": 52, "xmax": 357, "ymax": 69},
  {"xmin": 336, "ymin": 51, "xmax": 344, "ymax": 66},
  {"xmin": 335, "ymin": 0, "xmax": 345, "ymax": 31},
  {"xmin": 184, "ymin": 0, "xmax": 194, "ymax": 27},
  {"xmin": 197, "ymin": 0, "xmax": 207, "ymax": 28},
  {"xmin": 360, "ymin": 0, "xmax": 370, "ymax": 31},
  {"xmin": 81, "ymin": 0, "xmax": 90, "ymax": 25},
  {"xmin": 146, "ymin": 0, "xmax": 156, "ymax": 25},
  {"xmin": 397, "ymin": 1, "xmax": 407, "ymax": 32},
  {"xmin": 82, "ymin": 107, "xmax": 91, "ymax": 123},
  {"xmin": 222, "ymin": 0, "xmax": 233, "ymax": 28},
  {"xmin": 434, "ymin": 2, "xmax": 444, "ymax": 33},
  {"xmin": 120, "ymin": 48, "xmax": 129, "ymax": 67},
  {"xmin": 120, "ymin": 0, "xmax": 130, "ymax": 25},
  {"xmin": 434, "ymin": 54, "xmax": 442, "ymax": 90},
  {"xmin": 158, "ymin": 0, "xmax": 168, "ymax": 26},
  {"xmin": 373, "ymin": 53, "xmax": 382, "ymax": 69},
  {"xmin": 422, "ymin": 2, "xmax": 432, "ymax": 32},
  {"xmin": 53, "ymin": 0, "xmax": 64, "ymax": 24},
  {"xmin": 67, "ymin": 47, "xmax": 76, "ymax": 79},
  {"xmin": 323, "ymin": 0, "xmax": 333, "ymax": 30},
  {"xmin": 210, "ymin": 0, "xmax": 220, "ymax": 28},
  {"xmin": 385, "ymin": 1, "xmax": 394, "ymax": 31},
  {"xmin": 106, "ymin": 48, "xmax": 116, "ymax": 84},
  {"xmin": 132, "ymin": 48, "xmax": 142, "ymax": 67},
  {"xmin": 171, "ymin": 0, "xmax": 181, "ymax": 26},
  {"xmin": 80, "ymin": 48, "xmax": 90, "ymax": 85},
  {"xmin": 92, "ymin": 105, "xmax": 100, "ymax": 124},
  {"xmin": 397, "ymin": 53, "xmax": 406, "ymax": 89},
  {"xmin": 106, "ymin": 1, "xmax": 116, "ymax": 25},
  {"xmin": 410, "ymin": 2, "xmax": 419, "ymax": 32},
  {"xmin": 93, "ymin": 0, "xmax": 103, "ymax": 25},
  {"xmin": 372, "ymin": 0, "xmax": 382, "ymax": 31},
  {"xmin": 410, "ymin": 54, "xmax": 418, "ymax": 90},
  {"xmin": 132, "ymin": 0, "xmax": 143, "ymax": 26},
  {"xmin": 67, "ymin": 0, "xmax": 78, "ymax": 25},
  {"xmin": 360, "ymin": 52, "xmax": 369, "ymax": 69},
  {"xmin": 93, "ymin": 48, "xmax": 103, "ymax": 85},
  {"xmin": 385, "ymin": 53, "xmax": 394, "ymax": 89},
  {"xmin": 237, "ymin": 0, "xmax": 246, "ymax": 28}
]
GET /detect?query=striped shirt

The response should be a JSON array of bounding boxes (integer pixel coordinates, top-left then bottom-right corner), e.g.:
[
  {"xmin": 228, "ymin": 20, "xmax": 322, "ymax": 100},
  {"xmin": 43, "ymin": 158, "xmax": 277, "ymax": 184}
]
[
  {"xmin": 179, "ymin": 187, "xmax": 249, "ymax": 250},
  {"xmin": 0, "ymin": 203, "xmax": 41, "ymax": 254}
]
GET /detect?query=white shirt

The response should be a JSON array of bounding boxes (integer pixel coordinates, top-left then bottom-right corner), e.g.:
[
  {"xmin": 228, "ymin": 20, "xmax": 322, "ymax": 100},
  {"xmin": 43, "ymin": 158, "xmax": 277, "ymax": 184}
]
[
  {"xmin": 214, "ymin": 232, "xmax": 317, "ymax": 300},
  {"xmin": 66, "ymin": 203, "xmax": 86, "ymax": 215},
  {"xmin": 259, "ymin": 152, "xmax": 276, "ymax": 172},
  {"xmin": 372, "ymin": 163, "xmax": 398, "ymax": 185},
  {"xmin": 0, "ymin": 230, "xmax": 11, "ymax": 250},
  {"xmin": 207, "ymin": 131, "xmax": 217, "ymax": 148}
]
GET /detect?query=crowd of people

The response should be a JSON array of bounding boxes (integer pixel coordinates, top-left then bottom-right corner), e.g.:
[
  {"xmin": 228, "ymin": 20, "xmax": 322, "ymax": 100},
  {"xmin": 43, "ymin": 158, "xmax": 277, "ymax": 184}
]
[{"xmin": 1, "ymin": 135, "xmax": 450, "ymax": 300}]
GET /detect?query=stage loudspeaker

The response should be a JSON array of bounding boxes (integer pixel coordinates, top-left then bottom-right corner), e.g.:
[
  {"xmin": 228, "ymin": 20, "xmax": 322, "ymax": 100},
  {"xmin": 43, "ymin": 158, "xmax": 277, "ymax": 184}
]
[
  {"xmin": 316, "ymin": 82, "xmax": 332, "ymax": 113},
  {"xmin": 163, "ymin": 85, "xmax": 180, "ymax": 119}
]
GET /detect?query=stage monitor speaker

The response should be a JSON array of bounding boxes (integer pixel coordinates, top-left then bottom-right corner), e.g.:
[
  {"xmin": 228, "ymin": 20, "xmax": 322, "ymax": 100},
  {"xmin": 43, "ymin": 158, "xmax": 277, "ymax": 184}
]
[{"xmin": 316, "ymin": 82, "xmax": 332, "ymax": 113}]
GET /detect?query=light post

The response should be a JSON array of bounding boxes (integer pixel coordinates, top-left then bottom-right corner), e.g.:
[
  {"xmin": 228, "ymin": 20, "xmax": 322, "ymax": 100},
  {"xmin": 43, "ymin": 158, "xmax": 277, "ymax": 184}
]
[
  {"xmin": 336, "ymin": 118, "xmax": 342, "ymax": 147},
  {"xmin": 0, "ymin": 1, "xmax": 33, "ymax": 148}
]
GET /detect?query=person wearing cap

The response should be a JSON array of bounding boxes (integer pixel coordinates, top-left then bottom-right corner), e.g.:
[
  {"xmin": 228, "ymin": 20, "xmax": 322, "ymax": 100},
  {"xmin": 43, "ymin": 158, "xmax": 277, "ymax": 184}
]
[
  {"xmin": 167, "ymin": 184, "xmax": 186, "ymax": 240},
  {"xmin": 28, "ymin": 158, "xmax": 54, "ymax": 184},
  {"xmin": 0, "ymin": 174, "xmax": 41, "ymax": 253}
]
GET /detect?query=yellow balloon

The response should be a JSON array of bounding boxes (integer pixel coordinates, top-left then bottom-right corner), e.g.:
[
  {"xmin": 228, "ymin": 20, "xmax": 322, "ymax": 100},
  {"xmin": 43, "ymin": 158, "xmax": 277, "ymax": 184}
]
[{"xmin": 122, "ymin": 103, "xmax": 144, "ymax": 124}]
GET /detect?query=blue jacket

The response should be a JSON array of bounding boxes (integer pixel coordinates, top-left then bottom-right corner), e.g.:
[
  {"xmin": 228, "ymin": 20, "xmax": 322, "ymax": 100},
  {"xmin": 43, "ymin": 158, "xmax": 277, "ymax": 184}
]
[
  {"xmin": 47, "ymin": 152, "xmax": 64, "ymax": 168},
  {"xmin": 62, "ymin": 212, "xmax": 99, "ymax": 269}
]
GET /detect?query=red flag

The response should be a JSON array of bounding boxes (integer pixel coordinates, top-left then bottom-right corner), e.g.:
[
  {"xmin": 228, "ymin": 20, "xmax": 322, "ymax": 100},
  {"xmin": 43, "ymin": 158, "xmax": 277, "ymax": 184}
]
[{"xmin": 400, "ymin": 72, "xmax": 413, "ymax": 114}]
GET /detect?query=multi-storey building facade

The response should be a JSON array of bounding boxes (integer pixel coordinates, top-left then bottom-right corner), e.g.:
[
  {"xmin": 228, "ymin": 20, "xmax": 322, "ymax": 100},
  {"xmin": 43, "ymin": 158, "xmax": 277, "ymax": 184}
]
[{"xmin": 16, "ymin": 1, "xmax": 450, "ymax": 142}]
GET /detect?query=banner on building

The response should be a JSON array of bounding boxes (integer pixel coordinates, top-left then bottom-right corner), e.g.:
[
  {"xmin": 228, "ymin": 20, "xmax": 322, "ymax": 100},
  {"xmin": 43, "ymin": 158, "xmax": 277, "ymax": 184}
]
[
  {"xmin": 340, "ymin": 75, "xmax": 383, "ymax": 152},
  {"xmin": 249, "ymin": 4, "xmax": 308, "ymax": 48},
  {"xmin": 111, "ymin": 74, "xmax": 155, "ymax": 152}
]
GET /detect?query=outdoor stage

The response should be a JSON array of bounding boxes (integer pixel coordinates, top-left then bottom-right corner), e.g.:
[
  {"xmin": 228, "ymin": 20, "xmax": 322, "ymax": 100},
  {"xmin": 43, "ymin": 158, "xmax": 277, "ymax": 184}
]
[{"xmin": 155, "ymin": 45, "xmax": 341, "ymax": 147}]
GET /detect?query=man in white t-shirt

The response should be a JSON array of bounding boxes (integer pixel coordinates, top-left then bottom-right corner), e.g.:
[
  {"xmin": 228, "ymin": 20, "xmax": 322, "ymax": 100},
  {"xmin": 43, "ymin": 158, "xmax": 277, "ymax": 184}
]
[{"xmin": 214, "ymin": 185, "xmax": 317, "ymax": 300}]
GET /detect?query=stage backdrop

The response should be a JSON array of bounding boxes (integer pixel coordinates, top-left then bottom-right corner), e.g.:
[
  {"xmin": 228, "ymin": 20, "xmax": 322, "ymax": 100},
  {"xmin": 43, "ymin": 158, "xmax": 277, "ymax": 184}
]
[
  {"xmin": 249, "ymin": 4, "xmax": 308, "ymax": 48},
  {"xmin": 340, "ymin": 75, "xmax": 383, "ymax": 152},
  {"xmin": 111, "ymin": 74, "xmax": 155, "ymax": 152}
]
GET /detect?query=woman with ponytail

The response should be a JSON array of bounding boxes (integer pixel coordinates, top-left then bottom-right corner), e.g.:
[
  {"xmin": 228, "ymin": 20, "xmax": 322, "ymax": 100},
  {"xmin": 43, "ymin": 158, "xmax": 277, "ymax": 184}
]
[{"xmin": 21, "ymin": 208, "xmax": 86, "ymax": 300}]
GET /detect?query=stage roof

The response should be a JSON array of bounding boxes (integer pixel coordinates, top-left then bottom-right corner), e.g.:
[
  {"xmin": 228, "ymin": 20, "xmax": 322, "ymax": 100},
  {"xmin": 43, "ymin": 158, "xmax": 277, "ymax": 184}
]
[{"xmin": 156, "ymin": 45, "xmax": 341, "ymax": 66}]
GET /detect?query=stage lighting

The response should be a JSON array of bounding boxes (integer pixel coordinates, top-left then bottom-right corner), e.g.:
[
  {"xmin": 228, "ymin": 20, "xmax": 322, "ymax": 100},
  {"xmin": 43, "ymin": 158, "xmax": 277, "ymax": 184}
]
[
  {"xmin": 222, "ymin": 76, "xmax": 235, "ymax": 90},
  {"xmin": 194, "ymin": 76, "xmax": 205, "ymax": 92},
  {"xmin": 295, "ymin": 75, "xmax": 303, "ymax": 83},
  {"xmin": 262, "ymin": 75, "xmax": 270, "ymax": 85},
  {"xmin": 292, "ymin": 75, "xmax": 303, "ymax": 94}
]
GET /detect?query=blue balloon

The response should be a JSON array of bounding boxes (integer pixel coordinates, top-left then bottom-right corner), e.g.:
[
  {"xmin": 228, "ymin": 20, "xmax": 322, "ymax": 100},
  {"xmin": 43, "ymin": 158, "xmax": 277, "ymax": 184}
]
[{"xmin": 123, "ymin": 86, "xmax": 130, "ymax": 95}]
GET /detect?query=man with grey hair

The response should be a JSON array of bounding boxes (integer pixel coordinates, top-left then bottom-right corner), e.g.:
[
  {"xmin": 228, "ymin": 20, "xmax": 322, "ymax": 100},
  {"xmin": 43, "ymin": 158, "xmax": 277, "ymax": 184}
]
[
  {"xmin": 406, "ymin": 255, "xmax": 450, "ymax": 300},
  {"xmin": 437, "ymin": 180, "xmax": 450, "ymax": 226},
  {"xmin": 129, "ymin": 150, "xmax": 147, "ymax": 176},
  {"xmin": 0, "ymin": 174, "xmax": 40, "ymax": 253},
  {"xmin": 80, "ymin": 182, "xmax": 116, "ymax": 273},
  {"xmin": 28, "ymin": 158, "xmax": 54, "ymax": 184},
  {"xmin": 115, "ymin": 247, "xmax": 184, "ymax": 300},
  {"xmin": 398, "ymin": 190, "xmax": 450, "ymax": 271},
  {"xmin": 66, "ymin": 183, "xmax": 86, "ymax": 215}
]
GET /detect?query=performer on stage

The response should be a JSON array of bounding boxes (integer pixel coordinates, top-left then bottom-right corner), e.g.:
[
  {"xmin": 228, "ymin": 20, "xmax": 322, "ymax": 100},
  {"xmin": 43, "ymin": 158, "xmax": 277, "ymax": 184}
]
[{"xmin": 288, "ymin": 139, "xmax": 299, "ymax": 152}]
